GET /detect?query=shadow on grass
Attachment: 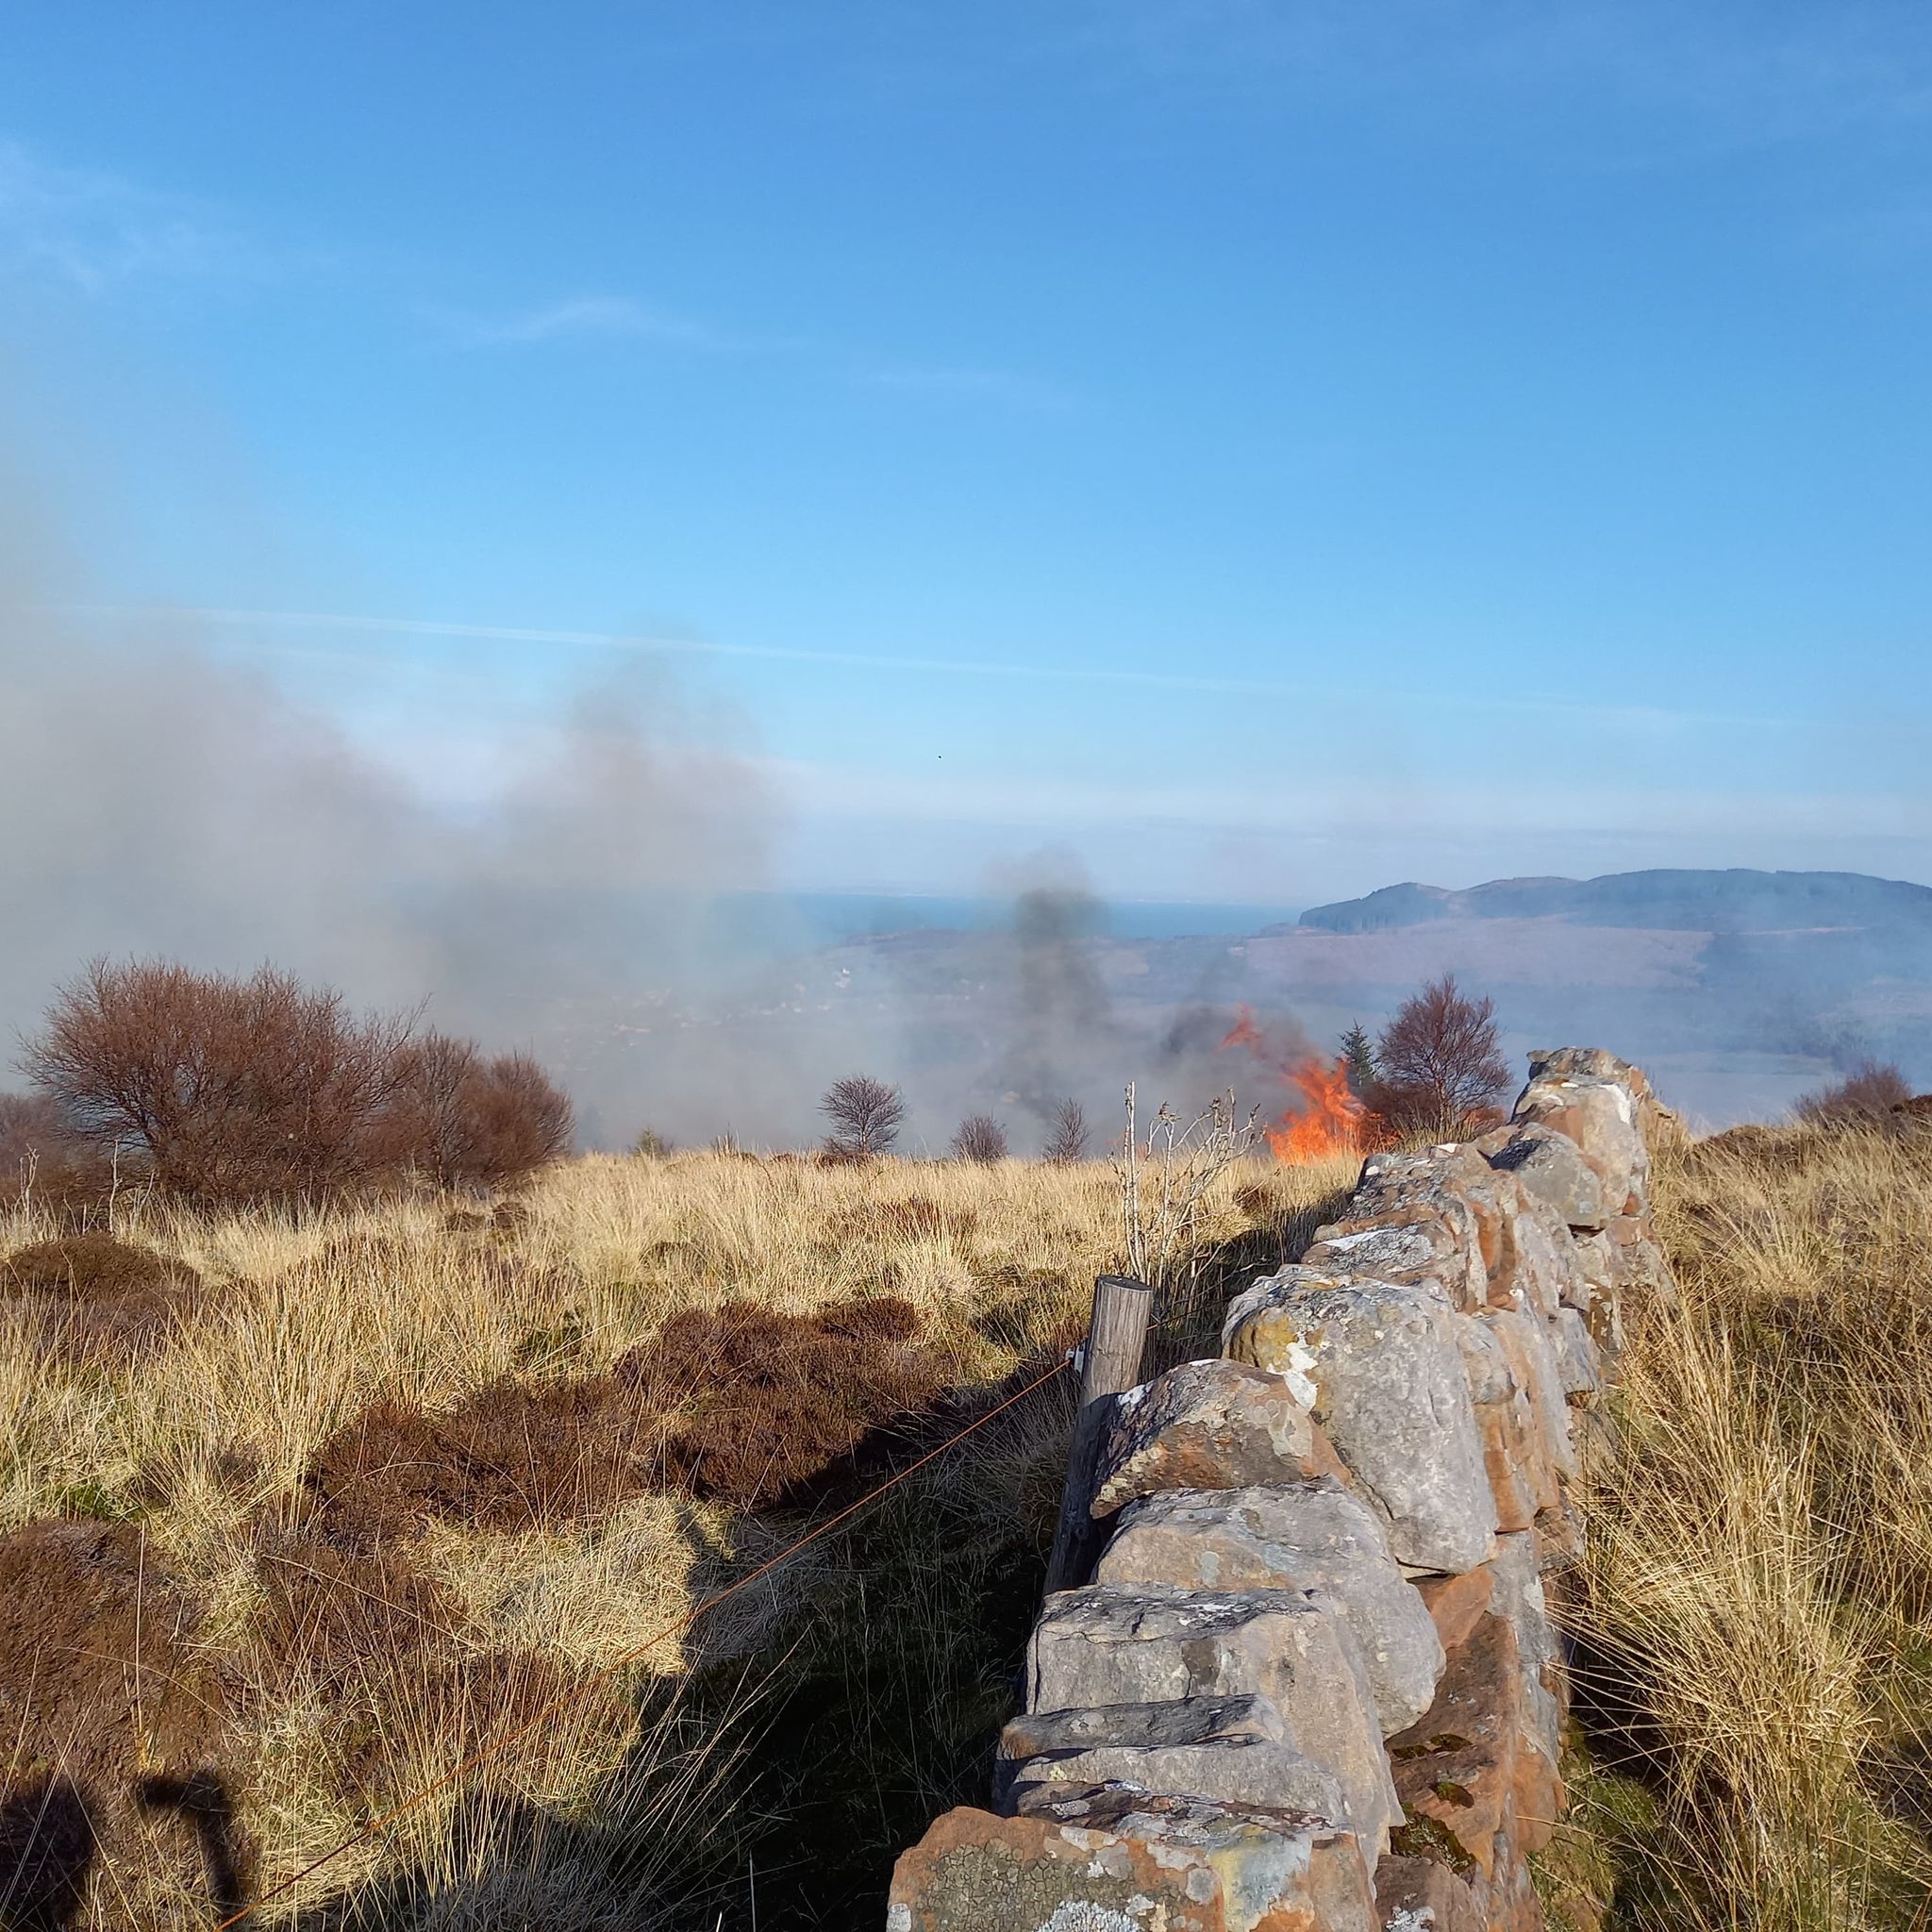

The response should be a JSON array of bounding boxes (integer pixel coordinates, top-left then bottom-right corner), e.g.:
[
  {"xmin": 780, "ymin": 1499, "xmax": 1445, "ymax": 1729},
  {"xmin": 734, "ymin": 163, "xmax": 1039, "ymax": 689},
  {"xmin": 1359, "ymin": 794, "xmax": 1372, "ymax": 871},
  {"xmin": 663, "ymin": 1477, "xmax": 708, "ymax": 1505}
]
[{"xmin": 265, "ymin": 1351, "xmax": 1077, "ymax": 1931}]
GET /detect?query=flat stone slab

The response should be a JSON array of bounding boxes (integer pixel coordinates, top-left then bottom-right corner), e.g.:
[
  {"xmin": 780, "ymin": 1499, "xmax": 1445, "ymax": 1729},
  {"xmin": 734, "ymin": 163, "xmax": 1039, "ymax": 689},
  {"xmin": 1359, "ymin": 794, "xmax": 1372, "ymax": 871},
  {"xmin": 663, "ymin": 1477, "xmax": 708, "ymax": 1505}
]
[
  {"xmin": 1027, "ymin": 1583, "xmax": 1398, "ymax": 1852},
  {"xmin": 1091, "ymin": 1358, "xmax": 1341, "ymax": 1518},
  {"xmin": 999, "ymin": 1693, "xmax": 1319, "ymax": 1812},
  {"xmin": 888, "ymin": 1795, "xmax": 1376, "ymax": 1932},
  {"xmin": 1300, "ymin": 1216, "xmax": 1476, "ymax": 1312},
  {"xmin": 1095, "ymin": 1482, "xmax": 1443, "ymax": 1736},
  {"xmin": 1005, "ymin": 1722, "xmax": 1347, "ymax": 1823}
]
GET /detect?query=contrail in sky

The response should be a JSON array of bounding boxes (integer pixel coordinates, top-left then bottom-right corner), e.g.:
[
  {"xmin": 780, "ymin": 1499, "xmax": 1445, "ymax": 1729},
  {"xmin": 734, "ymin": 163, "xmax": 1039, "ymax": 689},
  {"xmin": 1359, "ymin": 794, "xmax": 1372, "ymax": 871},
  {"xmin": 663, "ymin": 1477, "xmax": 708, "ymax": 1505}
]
[{"xmin": 63, "ymin": 602, "xmax": 1794, "ymax": 732}]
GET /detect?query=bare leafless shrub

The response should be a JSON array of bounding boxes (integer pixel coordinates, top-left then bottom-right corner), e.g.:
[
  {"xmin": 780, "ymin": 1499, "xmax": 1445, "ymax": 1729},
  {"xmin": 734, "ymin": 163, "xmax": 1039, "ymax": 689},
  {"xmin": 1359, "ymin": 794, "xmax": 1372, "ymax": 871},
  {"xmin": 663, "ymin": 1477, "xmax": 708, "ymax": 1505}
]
[
  {"xmin": 1793, "ymin": 1058, "xmax": 1913, "ymax": 1126},
  {"xmin": 951, "ymin": 1114, "xmax": 1008, "ymax": 1162},
  {"xmin": 0, "ymin": 1090, "xmax": 110, "ymax": 1214},
  {"xmin": 435, "ymin": 1047, "xmax": 574, "ymax": 1190},
  {"xmin": 1371, "ymin": 972, "xmax": 1510, "ymax": 1134},
  {"xmin": 1114, "ymin": 1084, "xmax": 1262, "ymax": 1290},
  {"xmin": 25, "ymin": 959, "xmax": 411, "ymax": 1205},
  {"xmin": 0, "ymin": 1091, "xmax": 70, "ymax": 1171},
  {"xmin": 24, "ymin": 958, "xmax": 571, "ymax": 1205},
  {"xmin": 820, "ymin": 1074, "xmax": 906, "ymax": 1158},
  {"xmin": 356, "ymin": 1032, "xmax": 574, "ymax": 1191},
  {"xmin": 1042, "ymin": 1097, "xmax": 1089, "ymax": 1163}
]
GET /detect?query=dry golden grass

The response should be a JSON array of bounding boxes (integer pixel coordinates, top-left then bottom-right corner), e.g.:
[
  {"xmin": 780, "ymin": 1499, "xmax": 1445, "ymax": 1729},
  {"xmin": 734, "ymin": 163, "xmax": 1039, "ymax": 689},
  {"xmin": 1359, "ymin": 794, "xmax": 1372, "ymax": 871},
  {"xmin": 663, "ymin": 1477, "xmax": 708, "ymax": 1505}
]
[
  {"xmin": 1577, "ymin": 1123, "xmax": 1932, "ymax": 1931},
  {"xmin": 0, "ymin": 1144, "xmax": 1355, "ymax": 1928}
]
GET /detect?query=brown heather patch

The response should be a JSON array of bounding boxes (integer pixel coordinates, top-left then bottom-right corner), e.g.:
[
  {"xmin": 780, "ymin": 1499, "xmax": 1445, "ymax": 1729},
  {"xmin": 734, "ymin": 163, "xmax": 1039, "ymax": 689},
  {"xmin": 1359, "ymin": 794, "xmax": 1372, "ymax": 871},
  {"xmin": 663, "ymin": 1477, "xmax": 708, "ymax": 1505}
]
[
  {"xmin": 3, "ymin": 1229, "xmax": 200, "ymax": 1300},
  {"xmin": 2, "ymin": 1231, "xmax": 203, "ymax": 1365},
  {"xmin": 618, "ymin": 1293, "xmax": 950, "ymax": 1507},
  {"xmin": 0, "ymin": 1520, "xmax": 231, "ymax": 1914},
  {"xmin": 302, "ymin": 1292, "xmax": 950, "ymax": 1550},
  {"xmin": 302, "ymin": 1380, "xmax": 660, "ymax": 1549},
  {"xmin": 251, "ymin": 1539, "xmax": 460, "ymax": 1680}
]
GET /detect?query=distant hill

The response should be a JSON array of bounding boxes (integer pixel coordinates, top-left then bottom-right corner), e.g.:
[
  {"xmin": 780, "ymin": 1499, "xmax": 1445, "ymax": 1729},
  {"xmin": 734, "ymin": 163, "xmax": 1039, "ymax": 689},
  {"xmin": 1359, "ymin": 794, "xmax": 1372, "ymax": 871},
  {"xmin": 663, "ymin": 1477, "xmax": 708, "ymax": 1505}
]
[{"xmin": 1291, "ymin": 869, "xmax": 1932, "ymax": 936}]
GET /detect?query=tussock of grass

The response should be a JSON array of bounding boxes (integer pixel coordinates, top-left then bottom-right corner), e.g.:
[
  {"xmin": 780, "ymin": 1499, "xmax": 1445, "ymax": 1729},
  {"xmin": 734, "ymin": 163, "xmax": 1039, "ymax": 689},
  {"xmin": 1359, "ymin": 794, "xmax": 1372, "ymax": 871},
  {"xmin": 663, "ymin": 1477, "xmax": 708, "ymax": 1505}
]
[{"xmin": 1575, "ymin": 1123, "xmax": 1932, "ymax": 1931}]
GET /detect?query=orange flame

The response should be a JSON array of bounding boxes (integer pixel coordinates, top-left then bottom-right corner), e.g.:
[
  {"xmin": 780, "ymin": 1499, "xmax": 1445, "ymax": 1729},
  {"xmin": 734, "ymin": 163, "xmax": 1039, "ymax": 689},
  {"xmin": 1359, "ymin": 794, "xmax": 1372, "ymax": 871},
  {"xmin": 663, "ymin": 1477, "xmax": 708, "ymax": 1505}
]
[{"xmin": 1217, "ymin": 1005, "xmax": 1365, "ymax": 1164}]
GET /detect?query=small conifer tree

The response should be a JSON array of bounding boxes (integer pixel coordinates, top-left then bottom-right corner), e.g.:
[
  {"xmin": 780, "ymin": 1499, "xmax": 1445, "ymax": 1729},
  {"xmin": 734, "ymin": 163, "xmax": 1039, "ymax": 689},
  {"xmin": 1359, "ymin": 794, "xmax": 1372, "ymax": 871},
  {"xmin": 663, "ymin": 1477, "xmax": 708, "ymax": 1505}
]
[{"xmin": 1340, "ymin": 1022, "xmax": 1377, "ymax": 1098}]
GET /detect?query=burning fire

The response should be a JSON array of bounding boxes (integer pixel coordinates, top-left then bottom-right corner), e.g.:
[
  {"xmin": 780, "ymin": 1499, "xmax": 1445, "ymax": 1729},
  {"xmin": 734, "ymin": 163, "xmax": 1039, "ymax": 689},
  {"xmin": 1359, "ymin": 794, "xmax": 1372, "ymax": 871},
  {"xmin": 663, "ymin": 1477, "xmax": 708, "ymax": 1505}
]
[{"xmin": 1218, "ymin": 1005, "xmax": 1365, "ymax": 1163}]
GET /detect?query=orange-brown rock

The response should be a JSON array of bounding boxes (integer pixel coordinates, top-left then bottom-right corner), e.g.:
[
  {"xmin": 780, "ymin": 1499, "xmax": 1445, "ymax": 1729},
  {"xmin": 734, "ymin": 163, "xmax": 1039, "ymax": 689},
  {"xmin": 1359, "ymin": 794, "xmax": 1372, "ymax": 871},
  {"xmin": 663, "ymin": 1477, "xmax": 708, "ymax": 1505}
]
[
  {"xmin": 1459, "ymin": 1315, "xmax": 1563, "ymax": 1535},
  {"xmin": 1416, "ymin": 1565, "xmax": 1494, "ymax": 1655},
  {"xmin": 1386, "ymin": 1612, "xmax": 1562, "ymax": 1880}
]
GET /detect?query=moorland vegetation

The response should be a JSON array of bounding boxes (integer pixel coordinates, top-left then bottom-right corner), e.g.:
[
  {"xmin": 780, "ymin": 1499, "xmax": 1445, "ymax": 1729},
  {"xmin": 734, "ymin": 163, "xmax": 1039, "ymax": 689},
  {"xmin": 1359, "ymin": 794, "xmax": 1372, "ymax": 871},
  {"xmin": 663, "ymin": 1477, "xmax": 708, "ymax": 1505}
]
[{"xmin": 4, "ymin": 955, "xmax": 1930, "ymax": 1930}]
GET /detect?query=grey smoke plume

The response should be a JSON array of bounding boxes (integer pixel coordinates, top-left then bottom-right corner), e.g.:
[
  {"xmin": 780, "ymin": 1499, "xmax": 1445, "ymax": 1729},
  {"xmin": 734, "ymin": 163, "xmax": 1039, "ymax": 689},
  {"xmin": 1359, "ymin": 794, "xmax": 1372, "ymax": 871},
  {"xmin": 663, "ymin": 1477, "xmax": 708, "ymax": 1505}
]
[{"xmin": 0, "ymin": 492, "xmax": 813, "ymax": 1146}]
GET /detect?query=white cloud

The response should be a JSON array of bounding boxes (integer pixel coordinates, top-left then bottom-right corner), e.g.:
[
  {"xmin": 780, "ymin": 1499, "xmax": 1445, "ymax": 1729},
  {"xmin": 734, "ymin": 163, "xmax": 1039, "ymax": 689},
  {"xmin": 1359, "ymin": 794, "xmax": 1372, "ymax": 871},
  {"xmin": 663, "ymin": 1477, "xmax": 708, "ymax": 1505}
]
[{"xmin": 0, "ymin": 140, "xmax": 246, "ymax": 291}]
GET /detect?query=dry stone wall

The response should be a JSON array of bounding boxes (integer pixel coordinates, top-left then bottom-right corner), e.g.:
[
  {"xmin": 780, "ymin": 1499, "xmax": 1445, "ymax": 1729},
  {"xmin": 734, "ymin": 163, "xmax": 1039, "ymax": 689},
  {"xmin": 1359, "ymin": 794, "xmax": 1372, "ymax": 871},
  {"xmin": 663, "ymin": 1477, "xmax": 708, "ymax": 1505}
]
[{"xmin": 889, "ymin": 1047, "xmax": 1680, "ymax": 1932}]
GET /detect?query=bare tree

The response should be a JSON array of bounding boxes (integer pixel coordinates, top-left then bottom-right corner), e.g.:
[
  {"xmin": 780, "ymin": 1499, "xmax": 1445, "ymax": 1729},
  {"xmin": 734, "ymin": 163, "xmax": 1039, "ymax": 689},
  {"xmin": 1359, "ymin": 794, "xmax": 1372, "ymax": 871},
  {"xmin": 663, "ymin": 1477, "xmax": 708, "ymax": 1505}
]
[
  {"xmin": 951, "ymin": 1113, "xmax": 1008, "ymax": 1162},
  {"xmin": 1372, "ymin": 974, "xmax": 1510, "ymax": 1133},
  {"xmin": 1042, "ymin": 1096, "xmax": 1089, "ymax": 1163},
  {"xmin": 820, "ymin": 1074, "xmax": 907, "ymax": 1158},
  {"xmin": 1794, "ymin": 1059, "xmax": 1912, "ymax": 1126},
  {"xmin": 26, "ymin": 958, "xmax": 415, "ymax": 1203},
  {"xmin": 25, "ymin": 958, "xmax": 572, "ymax": 1202}
]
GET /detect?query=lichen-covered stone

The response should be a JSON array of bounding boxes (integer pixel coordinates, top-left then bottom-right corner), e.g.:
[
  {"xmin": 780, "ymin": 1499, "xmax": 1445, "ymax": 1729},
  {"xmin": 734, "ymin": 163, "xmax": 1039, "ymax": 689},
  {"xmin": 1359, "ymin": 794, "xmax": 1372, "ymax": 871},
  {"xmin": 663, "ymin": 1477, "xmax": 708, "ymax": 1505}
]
[
  {"xmin": 1091, "ymin": 1359, "xmax": 1343, "ymax": 1518},
  {"xmin": 1374, "ymin": 1854, "xmax": 1487, "ymax": 1932},
  {"xmin": 1095, "ymin": 1483, "xmax": 1443, "ymax": 1735},
  {"xmin": 1512, "ymin": 1055, "xmax": 1651, "ymax": 1216},
  {"xmin": 1312, "ymin": 1148, "xmax": 1491, "ymax": 1310},
  {"xmin": 1484, "ymin": 1123, "xmax": 1609, "ymax": 1234},
  {"xmin": 1300, "ymin": 1215, "xmax": 1478, "ymax": 1313},
  {"xmin": 887, "ymin": 1794, "xmax": 1377, "ymax": 1932},
  {"xmin": 1224, "ymin": 1272, "xmax": 1497, "ymax": 1574},
  {"xmin": 1027, "ymin": 1583, "xmax": 1399, "ymax": 1852}
]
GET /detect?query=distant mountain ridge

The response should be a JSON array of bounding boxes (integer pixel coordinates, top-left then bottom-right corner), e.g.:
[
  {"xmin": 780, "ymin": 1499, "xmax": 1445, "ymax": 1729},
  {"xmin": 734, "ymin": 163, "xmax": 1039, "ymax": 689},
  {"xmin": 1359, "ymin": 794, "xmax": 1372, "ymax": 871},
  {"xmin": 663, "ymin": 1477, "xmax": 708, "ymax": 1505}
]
[{"xmin": 1291, "ymin": 869, "xmax": 1932, "ymax": 936}]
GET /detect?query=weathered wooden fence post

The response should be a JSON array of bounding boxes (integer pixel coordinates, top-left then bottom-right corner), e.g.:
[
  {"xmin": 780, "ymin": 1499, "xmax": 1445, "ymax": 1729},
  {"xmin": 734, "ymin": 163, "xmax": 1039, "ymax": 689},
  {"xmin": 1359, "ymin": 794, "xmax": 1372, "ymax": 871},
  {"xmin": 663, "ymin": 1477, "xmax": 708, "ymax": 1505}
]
[{"xmin": 1043, "ymin": 1274, "xmax": 1154, "ymax": 1595}]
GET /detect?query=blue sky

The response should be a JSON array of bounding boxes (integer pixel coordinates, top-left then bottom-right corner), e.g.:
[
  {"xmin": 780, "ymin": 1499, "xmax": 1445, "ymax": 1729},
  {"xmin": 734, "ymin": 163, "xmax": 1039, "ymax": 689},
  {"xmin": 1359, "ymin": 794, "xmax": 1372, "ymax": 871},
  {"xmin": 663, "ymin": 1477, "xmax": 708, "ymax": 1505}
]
[{"xmin": 4, "ymin": 1, "xmax": 1930, "ymax": 904}]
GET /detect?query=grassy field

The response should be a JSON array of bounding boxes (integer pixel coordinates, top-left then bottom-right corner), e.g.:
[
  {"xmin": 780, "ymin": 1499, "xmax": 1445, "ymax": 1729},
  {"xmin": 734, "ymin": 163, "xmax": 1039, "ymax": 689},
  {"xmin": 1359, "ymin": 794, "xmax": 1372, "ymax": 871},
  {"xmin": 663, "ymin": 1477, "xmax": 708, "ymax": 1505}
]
[
  {"xmin": 9, "ymin": 1120, "xmax": 1932, "ymax": 1930},
  {"xmin": 0, "ymin": 1146, "xmax": 1356, "ymax": 1929},
  {"xmin": 1570, "ymin": 1121, "xmax": 1932, "ymax": 1932}
]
